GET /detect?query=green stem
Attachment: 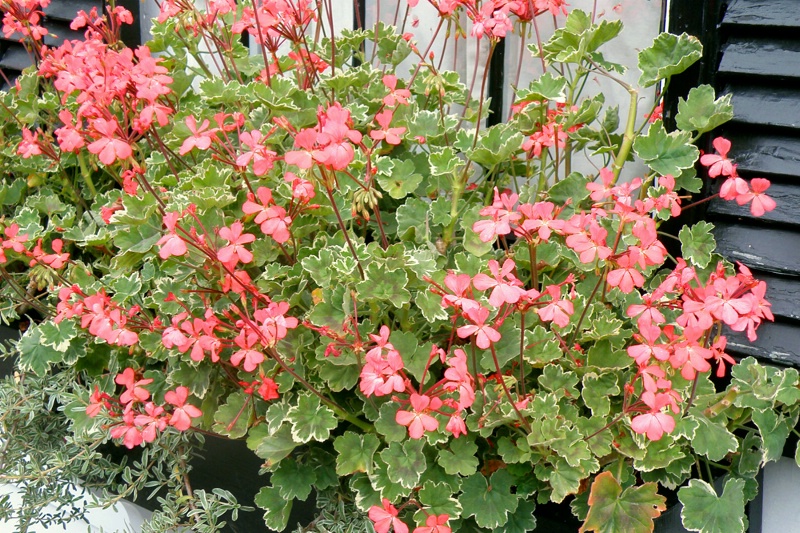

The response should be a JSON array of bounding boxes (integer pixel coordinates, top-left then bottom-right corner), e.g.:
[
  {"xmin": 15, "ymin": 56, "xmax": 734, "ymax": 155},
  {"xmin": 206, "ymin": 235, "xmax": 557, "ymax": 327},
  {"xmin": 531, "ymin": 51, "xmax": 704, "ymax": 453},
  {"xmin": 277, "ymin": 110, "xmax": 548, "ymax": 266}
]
[
  {"xmin": 611, "ymin": 87, "xmax": 639, "ymax": 184},
  {"xmin": 77, "ymin": 152, "xmax": 97, "ymax": 198}
]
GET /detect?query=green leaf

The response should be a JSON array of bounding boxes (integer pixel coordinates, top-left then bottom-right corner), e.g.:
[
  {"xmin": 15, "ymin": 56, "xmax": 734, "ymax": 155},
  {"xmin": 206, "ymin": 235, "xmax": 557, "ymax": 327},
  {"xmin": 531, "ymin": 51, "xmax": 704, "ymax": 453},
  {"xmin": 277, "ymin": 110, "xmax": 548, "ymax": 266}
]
[
  {"xmin": 287, "ymin": 393, "xmax": 338, "ymax": 443},
  {"xmin": 633, "ymin": 124, "xmax": 699, "ymax": 177},
  {"xmin": 579, "ymin": 472, "xmax": 666, "ymax": 533},
  {"xmin": 246, "ymin": 423, "xmax": 298, "ymax": 468},
  {"xmin": 438, "ymin": 437, "xmax": 479, "ymax": 476},
  {"xmin": 333, "ymin": 432, "xmax": 381, "ymax": 476},
  {"xmin": 429, "ymin": 147, "xmax": 461, "ymax": 176},
  {"xmin": 678, "ymin": 477, "xmax": 747, "ymax": 533},
  {"xmin": 418, "ymin": 481, "xmax": 462, "ymax": 520},
  {"xmin": 518, "ymin": 72, "xmax": 568, "ymax": 101},
  {"xmin": 374, "ymin": 401, "xmax": 406, "ymax": 442},
  {"xmin": 687, "ymin": 409, "xmax": 737, "ymax": 462},
  {"xmin": 16, "ymin": 326, "xmax": 64, "ymax": 376},
  {"xmin": 212, "ymin": 391, "xmax": 252, "ymax": 439},
  {"xmin": 254, "ymin": 486, "xmax": 292, "ymax": 531},
  {"xmin": 271, "ymin": 460, "xmax": 317, "ymax": 501},
  {"xmin": 389, "ymin": 330, "xmax": 429, "ymax": 383},
  {"xmin": 38, "ymin": 319, "xmax": 77, "ymax": 352},
  {"xmin": 548, "ymin": 172, "xmax": 591, "ymax": 206},
  {"xmin": 638, "ymin": 32, "xmax": 703, "ymax": 88},
  {"xmin": 679, "ymin": 222, "xmax": 716, "ymax": 269},
  {"xmin": 376, "ymin": 159, "xmax": 423, "ymax": 199},
  {"xmin": 750, "ymin": 408, "xmax": 791, "ymax": 463},
  {"xmin": 462, "ymin": 204, "xmax": 494, "ymax": 257},
  {"xmin": 535, "ymin": 457, "xmax": 585, "ymax": 503},
  {"xmin": 676, "ymin": 86, "xmax": 734, "ymax": 134},
  {"xmin": 356, "ymin": 263, "xmax": 411, "ymax": 307},
  {"xmin": 468, "ymin": 125, "xmax": 523, "ymax": 167},
  {"xmin": 379, "ymin": 440, "xmax": 427, "ymax": 489},
  {"xmin": 581, "ymin": 372, "xmax": 620, "ymax": 418},
  {"xmin": 493, "ymin": 498, "xmax": 536, "ymax": 533},
  {"xmin": 459, "ymin": 470, "xmax": 519, "ymax": 529}
]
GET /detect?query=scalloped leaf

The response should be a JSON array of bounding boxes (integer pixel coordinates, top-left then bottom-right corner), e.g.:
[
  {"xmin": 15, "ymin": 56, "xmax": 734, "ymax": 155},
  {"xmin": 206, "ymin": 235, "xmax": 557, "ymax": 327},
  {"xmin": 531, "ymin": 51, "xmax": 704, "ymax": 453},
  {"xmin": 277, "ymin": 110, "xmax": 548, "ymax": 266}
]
[
  {"xmin": 638, "ymin": 33, "xmax": 702, "ymax": 88},
  {"xmin": 678, "ymin": 477, "xmax": 747, "ymax": 533},
  {"xmin": 580, "ymin": 472, "xmax": 665, "ymax": 533}
]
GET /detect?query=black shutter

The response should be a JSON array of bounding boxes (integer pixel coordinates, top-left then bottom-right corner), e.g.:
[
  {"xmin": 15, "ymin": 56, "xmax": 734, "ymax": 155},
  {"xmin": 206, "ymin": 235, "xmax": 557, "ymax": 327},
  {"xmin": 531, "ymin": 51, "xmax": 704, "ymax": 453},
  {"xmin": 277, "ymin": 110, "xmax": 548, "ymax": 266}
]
[{"xmin": 668, "ymin": 0, "xmax": 800, "ymax": 367}]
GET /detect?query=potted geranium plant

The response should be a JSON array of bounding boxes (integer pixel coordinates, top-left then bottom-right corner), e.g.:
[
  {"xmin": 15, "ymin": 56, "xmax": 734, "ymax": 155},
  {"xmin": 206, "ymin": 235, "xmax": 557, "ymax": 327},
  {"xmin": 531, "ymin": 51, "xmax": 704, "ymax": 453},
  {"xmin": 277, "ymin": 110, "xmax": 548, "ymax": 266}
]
[{"xmin": 0, "ymin": 0, "xmax": 793, "ymax": 532}]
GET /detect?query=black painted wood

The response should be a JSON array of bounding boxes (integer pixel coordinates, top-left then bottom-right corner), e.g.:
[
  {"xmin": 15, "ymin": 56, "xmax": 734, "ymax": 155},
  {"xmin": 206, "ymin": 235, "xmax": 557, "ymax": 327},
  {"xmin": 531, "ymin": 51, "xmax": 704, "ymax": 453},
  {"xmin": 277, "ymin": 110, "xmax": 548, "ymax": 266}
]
[
  {"xmin": 725, "ymin": 84, "xmax": 800, "ymax": 130},
  {"xmin": 726, "ymin": 133, "xmax": 800, "ymax": 178},
  {"xmin": 722, "ymin": 0, "xmax": 800, "ymax": 29},
  {"xmin": 725, "ymin": 322, "xmax": 800, "ymax": 367},
  {"xmin": 719, "ymin": 38, "xmax": 800, "ymax": 80},
  {"xmin": 0, "ymin": 45, "xmax": 34, "ymax": 72},
  {"xmin": 43, "ymin": 0, "xmax": 100, "ymax": 21},
  {"xmin": 714, "ymin": 222, "xmax": 800, "ymax": 276}
]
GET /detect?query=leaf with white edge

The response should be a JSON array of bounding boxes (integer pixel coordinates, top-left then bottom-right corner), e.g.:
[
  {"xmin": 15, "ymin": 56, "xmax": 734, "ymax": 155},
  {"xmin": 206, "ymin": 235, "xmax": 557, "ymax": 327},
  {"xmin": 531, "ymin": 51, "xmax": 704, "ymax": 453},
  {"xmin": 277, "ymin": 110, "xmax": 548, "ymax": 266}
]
[
  {"xmin": 246, "ymin": 424, "xmax": 297, "ymax": 469},
  {"xmin": 333, "ymin": 432, "xmax": 381, "ymax": 476},
  {"xmin": 212, "ymin": 391, "xmax": 252, "ymax": 439},
  {"xmin": 356, "ymin": 263, "xmax": 411, "ymax": 307},
  {"xmin": 38, "ymin": 319, "xmax": 77, "ymax": 352},
  {"xmin": 579, "ymin": 472, "xmax": 666, "ymax": 533},
  {"xmin": 535, "ymin": 457, "xmax": 585, "ymax": 503},
  {"xmin": 271, "ymin": 460, "xmax": 317, "ymax": 501},
  {"xmin": 254, "ymin": 486, "xmax": 292, "ymax": 531},
  {"xmin": 633, "ymin": 125, "xmax": 699, "ymax": 177},
  {"xmin": 429, "ymin": 147, "xmax": 460, "ymax": 176},
  {"xmin": 678, "ymin": 477, "xmax": 747, "ymax": 533},
  {"xmin": 493, "ymin": 498, "xmax": 536, "ymax": 533},
  {"xmin": 638, "ymin": 32, "xmax": 702, "ymax": 88},
  {"xmin": 468, "ymin": 125, "xmax": 523, "ymax": 167},
  {"xmin": 750, "ymin": 408, "xmax": 791, "ymax": 463},
  {"xmin": 676, "ymin": 86, "xmax": 734, "ymax": 134},
  {"xmin": 380, "ymin": 440, "xmax": 427, "ymax": 489},
  {"xmin": 679, "ymin": 222, "xmax": 716, "ymax": 269},
  {"xmin": 438, "ymin": 437, "xmax": 479, "ymax": 476},
  {"xmin": 518, "ymin": 72, "xmax": 568, "ymax": 101},
  {"xmin": 376, "ymin": 159, "xmax": 423, "ymax": 199},
  {"xmin": 350, "ymin": 473, "xmax": 382, "ymax": 511},
  {"xmin": 374, "ymin": 402, "xmax": 406, "ymax": 442},
  {"xmin": 16, "ymin": 327, "xmax": 64, "ymax": 376},
  {"xmin": 416, "ymin": 289, "xmax": 449, "ymax": 322},
  {"xmin": 369, "ymin": 458, "xmax": 414, "ymax": 501},
  {"xmin": 687, "ymin": 409, "xmax": 737, "ymax": 462},
  {"xmin": 417, "ymin": 481, "xmax": 463, "ymax": 519},
  {"xmin": 458, "ymin": 470, "xmax": 519, "ymax": 529},
  {"xmin": 287, "ymin": 393, "xmax": 338, "ymax": 443}
]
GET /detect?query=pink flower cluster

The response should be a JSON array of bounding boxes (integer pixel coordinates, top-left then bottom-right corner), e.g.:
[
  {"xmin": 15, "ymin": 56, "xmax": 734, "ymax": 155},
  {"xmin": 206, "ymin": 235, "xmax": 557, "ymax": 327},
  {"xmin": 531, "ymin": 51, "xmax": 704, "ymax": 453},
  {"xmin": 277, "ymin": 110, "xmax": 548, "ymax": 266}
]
[
  {"xmin": 700, "ymin": 137, "xmax": 776, "ymax": 217},
  {"xmin": 2, "ymin": 0, "xmax": 49, "ymax": 43},
  {"xmin": 87, "ymin": 369, "xmax": 202, "ymax": 449},
  {"xmin": 625, "ymin": 261, "xmax": 772, "ymax": 440},
  {"xmin": 358, "ymin": 326, "xmax": 475, "ymax": 440},
  {"xmin": 36, "ymin": 14, "xmax": 174, "ymax": 166},
  {"xmin": 55, "ymin": 287, "xmax": 140, "ymax": 347},
  {"xmin": 0, "ymin": 223, "xmax": 69, "ymax": 269},
  {"xmin": 369, "ymin": 498, "xmax": 451, "ymax": 533}
]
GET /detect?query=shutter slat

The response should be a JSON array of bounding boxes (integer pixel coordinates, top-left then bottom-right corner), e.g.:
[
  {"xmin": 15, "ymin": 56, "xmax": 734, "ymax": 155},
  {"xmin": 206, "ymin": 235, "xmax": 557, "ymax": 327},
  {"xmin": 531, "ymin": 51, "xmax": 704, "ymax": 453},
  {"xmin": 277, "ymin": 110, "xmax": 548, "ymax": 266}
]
[
  {"xmin": 719, "ymin": 38, "xmax": 800, "ymax": 79},
  {"xmin": 714, "ymin": 222, "xmax": 800, "ymax": 276},
  {"xmin": 726, "ymin": 84, "xmax": 800, "ymax": 130},
  {"xmin": 725, "ymin": 322, "xmax": 800, "ymax": 366},
  {"xmin": 0, "ymin": 45, "xmax": 33, "ymax": 72},
  {"xmin": 43, "ymin": 0, "xmax": 101, "ymax": 22},
  {"xmin": 726, "ymin": 133, "xmax": 800, "ymax": 178},
  {"xmin": 722, "ymin": 0, "xmax": 800, "ymax": 29}
]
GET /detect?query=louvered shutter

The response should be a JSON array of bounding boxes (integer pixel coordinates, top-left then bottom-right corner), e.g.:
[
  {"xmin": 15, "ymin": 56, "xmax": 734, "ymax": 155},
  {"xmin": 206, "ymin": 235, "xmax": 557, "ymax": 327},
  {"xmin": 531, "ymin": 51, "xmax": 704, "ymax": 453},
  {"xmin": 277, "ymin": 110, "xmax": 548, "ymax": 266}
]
[{"xmin": 668, "ymin": 0, "xmax": 800, "ymax": 367}]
